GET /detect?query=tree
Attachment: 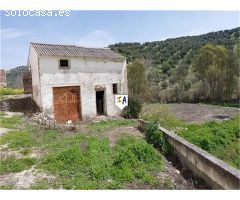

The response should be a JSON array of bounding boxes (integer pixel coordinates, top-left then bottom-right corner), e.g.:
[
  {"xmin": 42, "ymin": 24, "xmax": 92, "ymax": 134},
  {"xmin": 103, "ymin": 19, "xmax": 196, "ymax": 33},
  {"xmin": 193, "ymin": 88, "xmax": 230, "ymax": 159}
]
[
  {"xmin": 127, "ymin": 59, "xmax": 149, "ymax": 101},
  {"xmin": 161, "ymin": 61, "xmax": 171, "ymax": 74},
  {"xmin": 175, "ymin": 62, "xmax": 189, "ymax": 101},
  {"xmin": 193, "ymin": 44, "xmax": 229, "ymax": 102},
  {"xmin": 225, "ymin": 41, "xmax": 240, "ymax": 101}
]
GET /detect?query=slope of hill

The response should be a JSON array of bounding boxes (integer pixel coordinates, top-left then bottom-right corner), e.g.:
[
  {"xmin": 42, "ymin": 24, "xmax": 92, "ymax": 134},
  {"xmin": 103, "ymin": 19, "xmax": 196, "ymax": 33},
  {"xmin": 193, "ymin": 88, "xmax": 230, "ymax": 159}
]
[
  {"xmin": 109, "ymin": 27, "xmax": 240, "ymax": 66},
  {"xmin": 109, "ymin": 27, "xmax": 240, "ymax": 103}
]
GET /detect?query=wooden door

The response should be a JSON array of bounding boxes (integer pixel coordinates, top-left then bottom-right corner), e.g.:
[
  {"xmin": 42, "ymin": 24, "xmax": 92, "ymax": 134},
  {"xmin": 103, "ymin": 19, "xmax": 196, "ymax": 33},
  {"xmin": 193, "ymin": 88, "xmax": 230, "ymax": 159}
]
[{"xmin": 53, "ymin": 86, "xmax": 81, "ymax": 123}]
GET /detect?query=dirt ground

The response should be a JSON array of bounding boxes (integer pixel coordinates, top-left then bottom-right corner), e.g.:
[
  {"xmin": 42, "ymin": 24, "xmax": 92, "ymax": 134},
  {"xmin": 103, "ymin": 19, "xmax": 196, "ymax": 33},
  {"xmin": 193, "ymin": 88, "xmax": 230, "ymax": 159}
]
[
  {"xmin": 0, "ymin": 166, "xmax": 55, "ymax": 189},
  {"xmin": 167, "ymin": 103, "xmax": 239, "ymax": 123}
]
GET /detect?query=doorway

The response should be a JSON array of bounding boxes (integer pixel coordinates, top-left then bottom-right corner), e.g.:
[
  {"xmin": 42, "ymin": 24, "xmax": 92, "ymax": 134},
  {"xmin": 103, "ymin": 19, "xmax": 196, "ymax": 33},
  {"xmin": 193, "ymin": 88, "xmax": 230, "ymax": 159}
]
[
  {"xmin": 96, "ymin": 90, "xmax": 105, "ymax": 115},
  {"xmin": 53, "ymin": 86, "xmax": 81, "ymax": 122}
]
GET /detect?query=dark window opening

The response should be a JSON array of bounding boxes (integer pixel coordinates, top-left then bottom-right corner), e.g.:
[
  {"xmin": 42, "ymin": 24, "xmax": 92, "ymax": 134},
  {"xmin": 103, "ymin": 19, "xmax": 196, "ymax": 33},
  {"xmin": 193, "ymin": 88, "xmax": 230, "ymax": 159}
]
[
  {"xmin": 60, "ymin": 59, "xmax": 69, "ymax": 68},
  {"xmin": 113, "ymin": 83, "xmax": 118, "ymax": 94},
  {"xmin": 96, "ymin": 91, "xmax": 104, "ymax": 115}
]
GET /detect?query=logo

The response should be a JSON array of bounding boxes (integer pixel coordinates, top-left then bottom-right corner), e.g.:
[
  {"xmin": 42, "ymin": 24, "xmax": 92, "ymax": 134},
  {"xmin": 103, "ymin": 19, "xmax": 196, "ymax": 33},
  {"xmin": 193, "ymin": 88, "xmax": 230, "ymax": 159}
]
[{"xmin": 115, "ymin": 95, "xmax": 128, "ymax": 110}]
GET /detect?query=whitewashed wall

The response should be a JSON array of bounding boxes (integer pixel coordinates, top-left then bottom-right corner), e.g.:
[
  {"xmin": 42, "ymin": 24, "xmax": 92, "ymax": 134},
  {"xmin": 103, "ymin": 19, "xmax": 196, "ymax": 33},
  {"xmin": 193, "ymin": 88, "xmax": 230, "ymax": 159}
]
[
  {"xmin": 28, "ymin": 47, "xmax": 41, "ymax": 107},
  {"xmin": 37, "ymin": 56, "xmax": 127, "ymax": 120}
]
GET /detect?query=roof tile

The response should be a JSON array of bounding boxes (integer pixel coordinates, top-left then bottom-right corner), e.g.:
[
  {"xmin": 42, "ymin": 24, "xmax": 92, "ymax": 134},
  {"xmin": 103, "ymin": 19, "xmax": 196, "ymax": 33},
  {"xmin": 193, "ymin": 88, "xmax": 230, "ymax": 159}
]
[{"xmin": 31, "ymin": 43, "xmax": 125, "ymax": 60}]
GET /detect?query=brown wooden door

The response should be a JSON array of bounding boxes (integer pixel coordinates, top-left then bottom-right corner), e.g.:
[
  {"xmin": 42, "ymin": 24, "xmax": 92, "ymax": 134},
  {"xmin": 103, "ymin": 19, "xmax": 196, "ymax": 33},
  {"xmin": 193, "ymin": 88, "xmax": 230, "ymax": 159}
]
[{"xmin": 53, "ymin": 86, "xmax": 81, "ymax": 123}]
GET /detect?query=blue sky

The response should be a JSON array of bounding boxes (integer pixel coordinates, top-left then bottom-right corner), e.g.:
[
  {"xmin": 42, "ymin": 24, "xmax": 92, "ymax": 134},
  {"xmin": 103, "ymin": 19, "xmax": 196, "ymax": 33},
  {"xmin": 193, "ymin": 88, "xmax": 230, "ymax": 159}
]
[{"xmin": 1, "ymin": 11, "xmax": 239, "ymax": 69}]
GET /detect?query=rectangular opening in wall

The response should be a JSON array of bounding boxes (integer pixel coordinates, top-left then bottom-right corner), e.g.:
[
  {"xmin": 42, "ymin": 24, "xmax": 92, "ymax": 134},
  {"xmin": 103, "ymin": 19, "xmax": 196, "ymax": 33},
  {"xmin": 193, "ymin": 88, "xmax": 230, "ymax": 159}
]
[
  {"xmin": 113, "ymin": 83, "xmax": 118, "ymax": 94},
  {"xmin": 59, "ymin": 59, "xmax": 69, "ymax": 68},
  {"xmin": 53, "ymin": 86, "xmax": 81, "ymax": 122},
  {"xmin": 96, "ymin": 90, "xmax": 104, "ymax": 115}
]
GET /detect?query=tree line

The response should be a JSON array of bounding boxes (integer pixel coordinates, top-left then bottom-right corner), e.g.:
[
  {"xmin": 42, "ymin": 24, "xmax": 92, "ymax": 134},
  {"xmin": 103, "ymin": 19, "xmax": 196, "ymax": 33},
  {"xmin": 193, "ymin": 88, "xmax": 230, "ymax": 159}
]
[{"xmin": 125, "ymin": 42, "xmax": 239, "ymax": 104}]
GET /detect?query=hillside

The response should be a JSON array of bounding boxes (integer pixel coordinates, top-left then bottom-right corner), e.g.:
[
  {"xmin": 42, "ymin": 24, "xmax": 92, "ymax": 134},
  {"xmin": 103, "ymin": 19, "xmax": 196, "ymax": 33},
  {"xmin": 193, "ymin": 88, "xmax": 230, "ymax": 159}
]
[
  {"xmin": 110, "ymin": 27, "xmax": 240, "ymax": 103},
  {"xmin": 109, "ymin": 27, "xmax": 239, "ymax": 66}
]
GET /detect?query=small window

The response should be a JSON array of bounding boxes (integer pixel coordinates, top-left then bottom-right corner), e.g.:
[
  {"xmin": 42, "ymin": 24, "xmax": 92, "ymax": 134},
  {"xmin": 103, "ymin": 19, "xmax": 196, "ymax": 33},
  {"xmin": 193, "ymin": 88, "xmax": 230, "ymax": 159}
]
[
  {"xmin": 113, "ymin": 83, "xmax": 118, "ymax": 94},
  {"xmin": 59, "ymin": 59, "xmax": 69, "ymax": 68}
]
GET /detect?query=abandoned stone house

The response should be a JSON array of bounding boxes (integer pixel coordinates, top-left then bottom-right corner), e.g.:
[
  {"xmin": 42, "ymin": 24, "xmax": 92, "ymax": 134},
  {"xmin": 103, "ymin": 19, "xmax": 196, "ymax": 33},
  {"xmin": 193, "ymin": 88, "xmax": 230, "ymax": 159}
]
[{"xmin": 27, "ymin": 42, "xmax": 128, "ymax": 122}]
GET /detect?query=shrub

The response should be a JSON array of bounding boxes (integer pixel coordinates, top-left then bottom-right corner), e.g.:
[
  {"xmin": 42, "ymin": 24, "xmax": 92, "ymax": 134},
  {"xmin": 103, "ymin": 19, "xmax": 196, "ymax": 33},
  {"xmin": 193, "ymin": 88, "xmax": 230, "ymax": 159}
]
[
  {"xmin": 145, "ymin": 122, "xmax": 172, "ymax": 156},
  {"xmin": 122, "ymin": 97, "xmax": 142, "ymax": 119}
]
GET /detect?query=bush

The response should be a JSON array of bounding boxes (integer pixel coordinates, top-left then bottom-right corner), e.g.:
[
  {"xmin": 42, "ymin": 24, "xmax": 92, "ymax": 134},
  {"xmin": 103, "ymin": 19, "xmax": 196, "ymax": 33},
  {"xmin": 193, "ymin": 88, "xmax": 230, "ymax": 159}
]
[
  {"xmin": 145, "ymin": 122, "xmax": 172, "ymax": 156},
  {"xmin": 122, "ymin": 97, "xmax": 142, "ymax": 119}
]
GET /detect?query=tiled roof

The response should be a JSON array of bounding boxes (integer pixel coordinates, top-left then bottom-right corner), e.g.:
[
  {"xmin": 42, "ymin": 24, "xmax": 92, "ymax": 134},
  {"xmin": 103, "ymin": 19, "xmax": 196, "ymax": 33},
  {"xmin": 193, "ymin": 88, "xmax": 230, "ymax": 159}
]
[{"xmin": 31, "ymin": 43, "xmax": 125, "ymax": 60}]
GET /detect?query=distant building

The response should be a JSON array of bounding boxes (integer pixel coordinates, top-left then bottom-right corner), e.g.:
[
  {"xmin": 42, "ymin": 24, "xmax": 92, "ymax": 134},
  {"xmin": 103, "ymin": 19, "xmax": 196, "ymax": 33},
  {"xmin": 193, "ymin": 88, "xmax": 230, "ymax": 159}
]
[
  {"xmin": 27, "ymin": 42, "xmax": 128, "ymax": 123},
  {"xmin": 6, "ymin": 66, "xmax": 28, "ymax": 88},
  {"xmin": 23, "ymin": 71, "xmax": 32, "ymax": 94},
  {"xmin": 0, "ymin": 69, "xmax": 6, "ymax": 88}
]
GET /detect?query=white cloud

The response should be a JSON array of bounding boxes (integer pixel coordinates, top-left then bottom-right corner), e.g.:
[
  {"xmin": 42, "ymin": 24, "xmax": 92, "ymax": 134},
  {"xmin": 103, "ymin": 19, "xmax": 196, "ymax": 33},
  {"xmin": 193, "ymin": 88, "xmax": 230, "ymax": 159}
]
[
  {"xmin": 1, "ymin": 28, "xmax": 29, "ymax": 40},
  {"xmin": 78, "ymin": 30, "xmax": 115, "ymax": 48}
]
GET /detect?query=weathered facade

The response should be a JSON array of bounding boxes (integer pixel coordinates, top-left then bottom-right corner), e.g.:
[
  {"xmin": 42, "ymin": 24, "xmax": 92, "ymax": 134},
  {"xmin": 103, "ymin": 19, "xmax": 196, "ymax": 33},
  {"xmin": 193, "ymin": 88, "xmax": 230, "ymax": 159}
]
[{"xmin": 27, "ymin": 43, "xmax": 127, "ymax": 122}]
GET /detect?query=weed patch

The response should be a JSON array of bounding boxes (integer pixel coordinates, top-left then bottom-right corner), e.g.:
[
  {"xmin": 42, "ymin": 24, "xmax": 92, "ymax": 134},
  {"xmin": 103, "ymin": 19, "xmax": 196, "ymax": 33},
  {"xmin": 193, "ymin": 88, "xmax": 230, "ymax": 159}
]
[
  {"xmin": 0, "ymin": 115, "xmax": 23, "ymax": 129},
  {"xmin": 87, "ymin": 119, "xmax": 137, "ymax": 131},
  {"xmin": 0, "ymin": 156, "xmax": 36, "ymax": 174},
  {"xmin": 40, "ymin": 135, "xmax": 164, "ymax": 189},
  {"xmin": 140, "ymin": 104, "xmax": 184, "ymax": 132},
  {"xmin": 0, "ymin": 131, "xmax": 35, "ymax": 148},
  {"xmin": 179, "ymin": 115, "xmax": 240, "ymax": 169},
  {"xmin": 0, "ymin": 88, "xmax": 24, "ymax": 96}
]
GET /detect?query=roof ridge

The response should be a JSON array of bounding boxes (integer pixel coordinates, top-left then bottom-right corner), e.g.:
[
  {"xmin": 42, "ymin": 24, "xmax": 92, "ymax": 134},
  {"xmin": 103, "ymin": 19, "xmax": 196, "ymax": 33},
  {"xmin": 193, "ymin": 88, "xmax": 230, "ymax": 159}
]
[
  {"xmin": 30, "ymin": 42, "xmax": 125, "ymax": 59},
  {"xmin": 30, "ymin": 42, "xmax": 111, "ymax": 50}
]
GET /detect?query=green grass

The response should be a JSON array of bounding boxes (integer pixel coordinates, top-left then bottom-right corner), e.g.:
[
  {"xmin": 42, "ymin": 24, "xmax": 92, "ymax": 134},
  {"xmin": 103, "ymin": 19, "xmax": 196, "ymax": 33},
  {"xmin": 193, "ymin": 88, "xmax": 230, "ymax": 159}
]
[
  {"xmin": 31, "ymin": 179, "xmax": 60, "ymax": 190},
  {"xmin": 179, "ymin": 115, "xmax": 240, "ymax": 170},
  {"xmin": 0, "ymin": 88, "xmax": 24, "ymax": 96},
  {"xmin": 0, "ymin": 112, "xmax": 165, "ymax": 189},
  {"xmin": 0, "ymin": 114, "xmax": 23, "ymax": 129},
  {"xmin": 0, "ymin": 131, "xmax": 35, "ymax": 148},
  {"xmin": 141, "ymin": 104, "xmax": 240, "ymax": 170},
  {"xmin": 140, "ymin": 104, "xmax": 185, "ymax": 132},
  {"xmin": 202, "ymin": 102, "xmax": 240, "ymax": 108},
  {"xmin": 87, "ymin": 119, "xmax": 137, "ymax": 131},
  {"xmin": 40, "ymin": 135, "xmax": 164, "ymax": 189},
  {"xmin": 0, "ymin": 156, "xmax": 36, "ymax": 174}
]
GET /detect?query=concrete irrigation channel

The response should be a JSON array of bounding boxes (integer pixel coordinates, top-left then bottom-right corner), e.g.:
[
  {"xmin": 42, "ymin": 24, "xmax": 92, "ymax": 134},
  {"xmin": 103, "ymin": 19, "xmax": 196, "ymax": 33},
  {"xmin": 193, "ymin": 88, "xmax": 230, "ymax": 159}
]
[{"xmin": 138, "ymin": 119, "xmax": 240, "ymax": 189}]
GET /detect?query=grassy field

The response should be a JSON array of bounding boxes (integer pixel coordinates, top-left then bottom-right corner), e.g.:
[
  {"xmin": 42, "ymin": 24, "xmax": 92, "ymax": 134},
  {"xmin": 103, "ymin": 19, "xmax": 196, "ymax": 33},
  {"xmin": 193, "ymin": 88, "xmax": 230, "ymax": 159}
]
[
  {"xmin": 179, "ymin": 116, "xmax": 240, "ymax": 170},
  {"xmin": 141, "ymin": 104, "xmax": 240, "ymax": 170},
  {"xmin": 140, "ymin": 104, "xmax": 185, "ymax": 132},
  {"xmin": 0, "ymin": 112, "xmax": 166, "ymax": 189},
  {"xmin": 0, "ymin": 88, "xmax": 24, "ymax": 96}
]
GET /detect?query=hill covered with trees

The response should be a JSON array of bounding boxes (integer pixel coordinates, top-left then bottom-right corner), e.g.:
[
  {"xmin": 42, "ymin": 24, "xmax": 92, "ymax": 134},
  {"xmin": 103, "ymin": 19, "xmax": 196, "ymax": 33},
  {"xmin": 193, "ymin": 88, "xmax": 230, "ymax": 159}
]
[{"xmin": 110, "ymin": 27, "xmax": 240, "ymax": 104}]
